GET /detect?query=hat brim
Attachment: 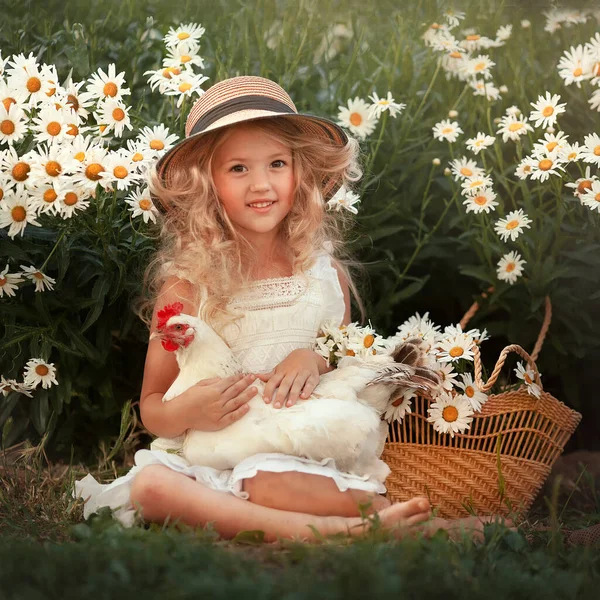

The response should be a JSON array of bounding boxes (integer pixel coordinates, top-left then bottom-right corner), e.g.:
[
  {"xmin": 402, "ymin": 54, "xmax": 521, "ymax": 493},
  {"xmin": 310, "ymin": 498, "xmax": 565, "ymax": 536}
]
[{"xmin": 151, "ymin": 110, "xmax": 349, "ymax": 214}]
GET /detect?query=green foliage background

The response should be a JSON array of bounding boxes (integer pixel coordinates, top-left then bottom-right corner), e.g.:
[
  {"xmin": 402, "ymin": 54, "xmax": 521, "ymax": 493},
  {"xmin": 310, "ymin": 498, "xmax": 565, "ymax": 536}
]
[{"xmin": 0, "ymin": 0, "xmax": 599, "ymax": 462}]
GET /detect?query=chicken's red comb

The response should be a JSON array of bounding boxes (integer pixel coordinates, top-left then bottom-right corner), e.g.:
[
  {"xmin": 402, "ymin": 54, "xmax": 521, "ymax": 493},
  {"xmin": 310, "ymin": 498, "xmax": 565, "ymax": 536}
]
[{"xmin": 157, "ymin": 302, "xmax": 184, "ymax": 330}]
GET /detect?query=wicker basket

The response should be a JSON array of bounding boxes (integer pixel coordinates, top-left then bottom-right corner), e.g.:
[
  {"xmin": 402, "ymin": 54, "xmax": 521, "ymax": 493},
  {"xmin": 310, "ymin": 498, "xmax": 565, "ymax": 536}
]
[{"xmin": 382, "ymin": 295, "xmax": 582, "ymax": 519}]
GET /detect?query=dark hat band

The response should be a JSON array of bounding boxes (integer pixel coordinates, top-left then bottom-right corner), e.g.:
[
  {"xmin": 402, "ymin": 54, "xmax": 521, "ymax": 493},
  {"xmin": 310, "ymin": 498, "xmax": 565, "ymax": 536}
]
[{"xmin": 189, "ymin": 96, "xmax": 296, "ymax": 135}]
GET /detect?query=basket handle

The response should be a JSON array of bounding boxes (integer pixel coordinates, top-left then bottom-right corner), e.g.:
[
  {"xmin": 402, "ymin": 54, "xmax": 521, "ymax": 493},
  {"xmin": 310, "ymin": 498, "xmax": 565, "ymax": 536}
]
[{"xmin": 459, "ymin": 288, "xmax": 552, "ymax": 393}]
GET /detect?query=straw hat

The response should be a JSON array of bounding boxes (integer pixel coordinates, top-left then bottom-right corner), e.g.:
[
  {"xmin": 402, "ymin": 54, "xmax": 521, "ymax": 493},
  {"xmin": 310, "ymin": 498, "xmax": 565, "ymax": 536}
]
[{"xmin": 152, "ymin": 75, "xmax": 349, "ymax": 214}]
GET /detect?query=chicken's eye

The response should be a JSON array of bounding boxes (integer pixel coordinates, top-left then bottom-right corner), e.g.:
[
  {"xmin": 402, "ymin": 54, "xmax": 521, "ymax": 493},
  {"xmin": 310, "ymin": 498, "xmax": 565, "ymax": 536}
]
[{"xmin": 174, "ymin": 324, "xmax": 182, "ymax": 330}]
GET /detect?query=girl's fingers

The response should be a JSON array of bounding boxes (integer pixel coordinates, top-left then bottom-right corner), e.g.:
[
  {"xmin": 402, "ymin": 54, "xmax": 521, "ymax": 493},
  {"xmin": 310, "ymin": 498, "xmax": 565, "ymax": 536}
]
[
  {"xmin": 221, "ymin": 374, "xmax": 255, "ymax": 401},
  {"xmin": 273, "ymin": 375, "xmax": 296, "ymax": 409},
  {"xmin": 286, "ymin": 375, "xmax": 308, "ymax": 407},
  {"xmin": 219, "ymin": 401, "xmax": 251, "ymax": 427},
  {"xmin": 254, "ymin": 370, "xmax": 273, "ymax": 382},
  {"xmin": 299, "ymin": 375, "xmax": 319, "ymax": 400},
  {"xmin": 195, "ymin": 377, "xmax": 221, "ymax": 387},
  {"xmin": 263, "ymin": 373, "xmax": 284, "ymax": 404}
]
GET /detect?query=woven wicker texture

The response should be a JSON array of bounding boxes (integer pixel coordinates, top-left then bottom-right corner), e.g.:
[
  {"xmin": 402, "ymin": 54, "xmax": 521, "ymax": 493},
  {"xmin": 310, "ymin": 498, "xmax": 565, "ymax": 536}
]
[{"xmin": 383, "ymin": 295, "xmax": 582, "ymax": 519}]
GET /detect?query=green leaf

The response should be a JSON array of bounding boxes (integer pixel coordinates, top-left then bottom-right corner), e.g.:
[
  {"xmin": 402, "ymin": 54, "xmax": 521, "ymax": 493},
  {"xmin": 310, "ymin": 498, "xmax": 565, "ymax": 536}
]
[
  {"xmin": 30, "ymin": 389, "xmax": 51, "ymax": 436},
  {"xmin": 80, "ymin": 277, "xmax": 111, "ymax": 333},
  {"xmin": 459, "ymin": 265, "xmax": 495, "ymax": 284},
  {"xmin": 392, "ymin": 276, "xmax": 430, "ymax": 302},
  {"xmin": 232, "ymin": 530, "xmax": 266, "ymax": 544}
]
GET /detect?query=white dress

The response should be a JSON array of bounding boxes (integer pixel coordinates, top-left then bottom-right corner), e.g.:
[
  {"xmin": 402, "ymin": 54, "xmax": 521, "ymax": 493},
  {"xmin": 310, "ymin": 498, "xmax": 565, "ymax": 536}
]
[{"xmin": 72, "ymin": 246, "xmax": 388, "ymax": 527}]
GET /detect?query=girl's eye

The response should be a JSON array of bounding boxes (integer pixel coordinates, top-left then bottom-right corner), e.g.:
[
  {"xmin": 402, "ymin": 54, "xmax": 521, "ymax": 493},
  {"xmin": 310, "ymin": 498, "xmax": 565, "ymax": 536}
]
[
  {"xmin": 271, "ymin": 159, "xmax": 286, "ymax": 168},
  {"xmin": 230, "ymin": 164, "xmax": 246, "ymax": 173}
]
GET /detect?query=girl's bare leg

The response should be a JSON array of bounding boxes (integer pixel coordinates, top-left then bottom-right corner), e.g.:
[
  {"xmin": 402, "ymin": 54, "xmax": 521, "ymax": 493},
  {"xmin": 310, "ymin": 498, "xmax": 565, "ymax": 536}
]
[
  {"xmin": 242, "ymin": 471, "xmax": 391, "ymax": 517},
  {"xmin": 129, "ymin": 465, "xmax": 431, "ymax": 542}
]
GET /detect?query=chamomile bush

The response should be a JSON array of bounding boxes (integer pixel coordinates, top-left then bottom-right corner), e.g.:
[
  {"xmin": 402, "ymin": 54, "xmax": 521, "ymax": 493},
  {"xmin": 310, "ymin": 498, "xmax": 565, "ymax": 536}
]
[{"xmin": 1, "ymin": 0, "xmax": 599, "ymax": 460}]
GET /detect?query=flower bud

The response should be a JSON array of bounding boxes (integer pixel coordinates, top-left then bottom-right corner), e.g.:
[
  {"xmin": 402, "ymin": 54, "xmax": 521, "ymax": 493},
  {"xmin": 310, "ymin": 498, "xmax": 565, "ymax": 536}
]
[
  {"xmin": 444, "ymin": 167, "xmax": 451, "ymax": 176},
  {"xmin": 499, "ymin": 85, "xmax": 508, "ymax": 93},
  {"xmin": 521, "ymin": 19, "xmax": 531, "ymax": 28},
  {"xmin": 448, "ymin": 109, "xmax": 458, "ymax": 118},
  {"xmin": 432, "ymin": 158, "xmax": 441, "ymax": 166}
]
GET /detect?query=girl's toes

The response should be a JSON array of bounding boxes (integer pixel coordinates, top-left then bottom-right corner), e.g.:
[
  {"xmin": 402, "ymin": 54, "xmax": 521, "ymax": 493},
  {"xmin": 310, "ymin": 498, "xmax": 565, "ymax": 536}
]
[{"xmin": 377, "ymin": 497, "xmax": 431, "ymax": 527}]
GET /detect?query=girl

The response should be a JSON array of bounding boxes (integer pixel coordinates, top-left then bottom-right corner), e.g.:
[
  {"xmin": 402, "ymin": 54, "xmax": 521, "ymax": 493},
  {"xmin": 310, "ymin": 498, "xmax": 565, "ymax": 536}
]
[{"xmin": 74, "ymin": 76, "xmax": 480, "ymax": 541}]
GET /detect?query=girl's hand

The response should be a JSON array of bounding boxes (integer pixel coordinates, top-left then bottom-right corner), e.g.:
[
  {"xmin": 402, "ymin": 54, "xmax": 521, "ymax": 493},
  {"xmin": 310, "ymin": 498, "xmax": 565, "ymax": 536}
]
[
  {"xmin": 175, "ymin": 374, "xmax": 258, "ymax": 431},
  {"xmin": 255, "ymin": 349, "xmax": 321, "ymax": 409}
]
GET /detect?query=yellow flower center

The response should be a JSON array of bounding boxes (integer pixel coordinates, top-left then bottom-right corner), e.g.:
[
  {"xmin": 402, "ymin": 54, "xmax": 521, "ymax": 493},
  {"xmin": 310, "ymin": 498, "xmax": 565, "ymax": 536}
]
[
  {"xmin": 577, "ymin": 180, "xmax": 592, "ymax": 194},
  {"xmin": 67, "ymin": 124, "xmax": 79, "ymax": 136},
  {"xmin": 113, "ymin": 166, "xmax": 128, "ymax": 179},
  {"xmin": 27, "ymin": 76, "xmax": 41, "ymax": 93},
  {"xmin": 465, "ymin": 386, "xmax": 475, "ymax": 398},
  {"xmin": 12, "ymin": 162, "xmax": 30, "ymax": 181},
  {"xmin": 177, "ymin": 32, "xmax": 190, "ymax": 40},
  {"xmin": 99, "ymin": 125, "xmax": 108, "ymax": 133},
  {"xmin": 85, "ymin": 163, "xmax": 104, "ymax": 181},
  {"xmin": 2, "ymin": 97, "xmax": 16, "ymax": 111},
  {"xmin": 442, "ymin": 127, "xmax": 453, "ymax": 134},
  {"xmin": 364, "ymin": 334, "xmax": 375, "ymax": 348},
  {"xmin": 524, "ymin": 372, "xmax": 532, "ymax": 384},
  {"xmin": 474, "ymin": 195, "xmax": 487, "ymax": 206},
  {"xmin": 449, "ymin": 51, "xmax": 462, "ymax": 59},
  {"xmin": 139, "ymin": 199, "xmax": 152, "ymax": 210},
  {"xmin": 542, "ymin": 106, "xmax": 554, "ymax": 117},
  {"xmin": 180, "ymin": 55, "xmax": 192, "ymax": 63},
  {"xmin": 46, "ymin": 86, "xmax": 56, "ymax": 97},
  {"xmin": 74, "ymin": 151, "xmax": 85, "ymax": 162},
  {"xmin": 506, "ymin": 219, "xmax": 519, "ymax": 230},
  {"xmin": 35, "ymin": 364, "xmax": 49, "ymax": 376},
  {"xmin": 46, "ymin": 121, "xmax": 62, "ymax": 136},
  {"xmin": 573, "ymin": 67, "xmax": 582, "ymax": 77},
  {"xmin": 43, "ymin": 189, "xmax": 57, "ymax": 203},
  {"xmin": 567, "ymin": 152, "xmax": 577, "ymax": 160},
  {"xmin": 112, "ymin": 108, "xmax": 125, "ymax": 122},
  {"xmin": 0, "ymin": 277, "xmax": 6, "ymax": 286},
  {"xmin": 442, "ymin": 405, "xmax": 459, "ymax": 422},
  {"xmin": 538, "ymin": 159, "xmax": 553, "ymax": 171},
  {"xmin": 33, "ymin": 272, "xmax": 45, "ymax": 280},
  {"xmin": 469, "ymin": 180, "xmax": 483, "ymax": 188},
  {"xmin": 523, "ymin": 165, "xmax": 532, "ymax": 173},
  {"xmin": 593, "ymin": 62, "xmax": 600, "ymax": 77},
  {"xmin": 150, "ymin": 140, "xmax": 164, "ymax": 150},
  {"xmin": 546, "ymin": 141, "xmax": 558, "ymax": 152},
  {"xmin": 64, "ymin": 192, "xmax": 78, "ymax": 206},
  {"xmin": 162, "ymin": 67, "xmax": 181, "ymax": 79},
  {"xmin": 11, "ymin": 206, "xmax": 26, "ymax": 222},
  {"xmin": 349, "ymin": 112, "xmax": 363, "ymax": 126},
  {"xmin": 0, "ymin": 120, "xmax": 15, "ymax": 135},
  {"xmin": 103, "ymin": 82, "xmax": 118, "ymax": 97},
  {"xmin": 505, "ymin": 262, "xmax": 516, "ymax": 272},
  {"xmin": 508, "ymin": 122, "xmax": 523, "ymax": 132},
  {"xmin": 179, "ymin": 82, "xmax": 192, "ymax": 92},
  {"xmin": 346, "ymin": 349, "xmax": 355, "ymax": 356},
  {"xmin": 460, "ymin": 167, "xmax": 473, "ymax": 176},
  {"xmin": 595, "ymin": 193, "xmax": 600, "ymax": 202},
  {"xmin": 466, "ymin": 34, "xmax": 480, "ymax": 41},
  {"xmin": 0, "ymin": 188, "xmax": 4, "ymax": 201},
  {"xmin": 594, "ymin": 145, "xmax": 600, "ymax": 156},
  {"xmin": 474, "ymin": 62, "xmax": 486, "ymax": 71},
  {"xmin": 449, "ymin": 346, "xmax": 464, "ymax": 358},
  {"xmin": 431, "ymin": 23, "xmax": 440, "ymax": 29},
  {"xmin": 45, "ymin": 161, "xmax": 61, "ymax": 177},
  {"xmin": 132, "ymin": 152, "xmax": 144, "ymax": 162}
]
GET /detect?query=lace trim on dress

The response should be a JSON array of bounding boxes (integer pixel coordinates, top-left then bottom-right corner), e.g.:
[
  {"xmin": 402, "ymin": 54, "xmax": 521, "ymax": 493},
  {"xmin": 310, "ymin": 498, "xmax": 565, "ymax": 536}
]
[{"xmin": 228, "ymin": 273, "xmax": 312, "ymax": 312}]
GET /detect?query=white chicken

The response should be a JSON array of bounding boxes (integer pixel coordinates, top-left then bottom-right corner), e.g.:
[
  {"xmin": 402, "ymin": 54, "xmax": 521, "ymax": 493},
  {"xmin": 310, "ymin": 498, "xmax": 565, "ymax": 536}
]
[{"xmin": 150, "ymin": 302, "xmax": 441, "ymax": 478}]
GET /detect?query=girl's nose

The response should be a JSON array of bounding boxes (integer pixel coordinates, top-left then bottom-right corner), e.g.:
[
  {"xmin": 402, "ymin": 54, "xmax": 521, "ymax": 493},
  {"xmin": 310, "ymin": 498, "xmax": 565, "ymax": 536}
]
[{"xmin": 249, "ymin": 180, "xmax": 271, "ymax": 193}]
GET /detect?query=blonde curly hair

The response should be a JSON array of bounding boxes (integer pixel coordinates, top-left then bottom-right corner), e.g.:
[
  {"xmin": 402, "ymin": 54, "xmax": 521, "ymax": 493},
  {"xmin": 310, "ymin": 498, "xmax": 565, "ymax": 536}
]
[{"xmin": 135, "ymin": 118, "xmax": 367, "ymax": 334}]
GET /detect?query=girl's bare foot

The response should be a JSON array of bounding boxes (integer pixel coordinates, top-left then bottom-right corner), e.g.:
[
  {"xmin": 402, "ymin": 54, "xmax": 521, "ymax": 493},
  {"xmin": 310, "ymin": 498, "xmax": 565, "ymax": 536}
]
[{"xmin": 418, "ymin": 515, "xmax": 514, "ymax": 542}]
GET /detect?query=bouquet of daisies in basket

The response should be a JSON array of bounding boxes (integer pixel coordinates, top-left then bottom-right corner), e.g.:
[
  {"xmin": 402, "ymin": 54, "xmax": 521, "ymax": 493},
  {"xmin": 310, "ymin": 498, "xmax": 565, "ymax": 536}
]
[{"xmin": 314, "ymin": 311, "xmax": 542, "ymax": 438}]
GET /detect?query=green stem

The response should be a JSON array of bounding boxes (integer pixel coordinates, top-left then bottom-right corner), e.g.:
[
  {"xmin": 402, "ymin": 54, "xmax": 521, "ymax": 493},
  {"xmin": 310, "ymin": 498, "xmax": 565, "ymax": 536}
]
[
  {"xmin": 40, "ymin": 228, "xmax": 67, "ymax": 272},
  {"xmin": 364, "ymin": 111, "xmax": 389, "ymax": 179}
]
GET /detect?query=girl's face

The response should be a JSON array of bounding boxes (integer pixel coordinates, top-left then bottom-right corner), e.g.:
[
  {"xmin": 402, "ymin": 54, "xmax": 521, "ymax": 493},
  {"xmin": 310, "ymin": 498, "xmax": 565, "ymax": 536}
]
[{"xmin": 211, "ymin": 124, "xmax": 295, "ymax": 246}]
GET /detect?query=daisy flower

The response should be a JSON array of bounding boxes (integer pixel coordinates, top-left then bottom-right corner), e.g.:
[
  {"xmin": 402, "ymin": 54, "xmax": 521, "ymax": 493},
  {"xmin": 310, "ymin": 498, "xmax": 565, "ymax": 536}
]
[
  {"xmin": 565, "ymin": 166, "xmax": 598, "ymax": 198},
  {"xmin": 23, "ymin": 358, "xmax": 58, "ymax": 389},
  {"xmin": 163, "ymin": 72, "xmax": 209, "ymax": 108},
  {"xmin": 1, "ymin": 147, "xmax": 35, "ymax": 190},
  {"xmin": 470, "ymin": 79, "xmax": 501, "ymax": 100},
  {"xmin": 462, "ymin": 187, "xmax": 499, "ymax": 214},
  {"xmin": 455, "ymin": 373, "xmax": 488, "ymax": 411},
  {"xmin": 68, "ymin": 134, "xmax": 103, "ymax": 165},
  {"xmin": 137, "ymin": 124, "xmax": 179, "ymax": 156},
  {"xmin": 464, "ymin": 54, "xmax": 495, "ymax": 80},
  {"xmin": 466, "ymin": 132, "xmax": 495, "ymax": 154},
  {"xmin": 28, "ymin": 182, "xmax": 64, "ymax": 216},
  {"xmin": 0, "ymin": 102, "xmax": 27, "ymax": 145},
  {"xmin": 7, "ymin": 61, "xmax": 54, "ymax": 106},
  {"xmin": 580, "ymin": 180, "xmax": 600, "ymax": 213},
  {"xmin": 557, "ymin": 44, "xmax": 593, "ymax": 88},
  {"xmin": 337, "ymin": 97, "xmax": 378, "ymax": 140},
  {"xmin": 0, "ymin": 376, "xmax": 34, "ymax": 398},
  {"xmin": 529, "ymin": 92, "xmax": 566, "ymax": 129},
  {"xmin": 443, "ymin": 10, "xmax": 465, "ymax": 28},
  {"xmin": 436, "ymin": 333, "xmax": 476, "ymax": 363},
  {"xmin": 59, "ymin": 78, "xmax": 94, "ymax": 120},
  {"xmin": 449, "ymin": 156, "xmax": 484, "ymax": 181},
  {"xmin": 28, "ymin": 144, "xmax": 78, "ymax": 187},
  {"xmin": 496, "ymin": 114, "xmax": 534, "ymax": 143},
  {"xmin": 495, "ymin": 24, "xmax": 513, "ymax": 42},
  {"xmin": 515, "ymin": 157, "xmax": 535, "ymax": 180},
  {"xmin": 327, "ymin": 186, "xmax": 361, "ymax": 214},
  {"xmin": 164, "ymin": 23, "xmax": 206, "ymax": 49},
  {"xmin": 100, "ymin": 152, "xmax": 139, "ymax": 191},
  {"xmin": 0, "ymin": 191, "xmax": 41, "ymax": 238},
  {"xmin": 496, "ymin": 251, "xmax": 526, "ymax": 285},
  {"xmin": 528, "ymin": 155, "xmax": 566, "ymax": 182},
  {"xmin": 345, "ymin": 323, "xmax": 389, "ymax": 358},
  {"xmin": 70, "ymin": 145, "xmax": 109, "ymax": 192},
  {"xmin": 514, "ymin": 361, "xmax": 541, "ymax": 398},
  {"xmin": 505, "ymin": 105, "xmax": 522, "ymax": 117},
  {"xmin": 57, "ymin": 186, "xmax": 92, "ymax": 219},
  {"xmin": 30, "ymin": 105, "xmax": 69, "ymax": 145},
  {"xmin": 0, "ymin": 263, "xmax": 23, "ymax": 298},
  {"xmin": 368, "ymin": 91, "xmax": 405, "ymax": 118},
  {"xmin": 124, "ymin": 186, "xmax": 159, "ymax": 224},
  {"xmin": 85, "ymin": 63, "xmax": 131, "ymax": 102},
  {"xmin": 588, "ymin": 89, "xmax": 600, "ymax": 113},
  {"xmin": 20, "ymin": 266, "xmax": 56, "ymax": 292},
  {"xmin": 427, "ymin": 392, "xmax": 474, "ymax": 437},
  {"xmin": 122, "ymin": 139, "xmax": 155, "ymax": 171},
  {"xmin": 145, "ymin": 66, "xmax": 184, "ymax": 94},
  {"xmin": 494, "ymin": 209, "xmax": 532, "ymax": 242},
  {"xmin": 162, "ymin": 43, "xmax": 205, "ymax": 70},
  {"xmin": 432, "ymin": 119, "xmax": 463, "ymax": 143},
  {"xmin": 532, "ymin": 130, "xmax": 569, "ymax": 156},
  {"xmin": 461, "ymin": 174, "xmax": 494, "ymax": 195},
  {"xmin": 383, "ymin": 389, "xmax": 415, "ymax": 423},
  {"xmin": 580, "ymin": 133, "xmax": 600, "ymax": 167},
  {"xmin": 436, "ymin": 361, "xmax": 458, "ymax": 392},
  {"xmin": 93, "ymin": 98, "xmax": 133, "ymax": 138}
]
